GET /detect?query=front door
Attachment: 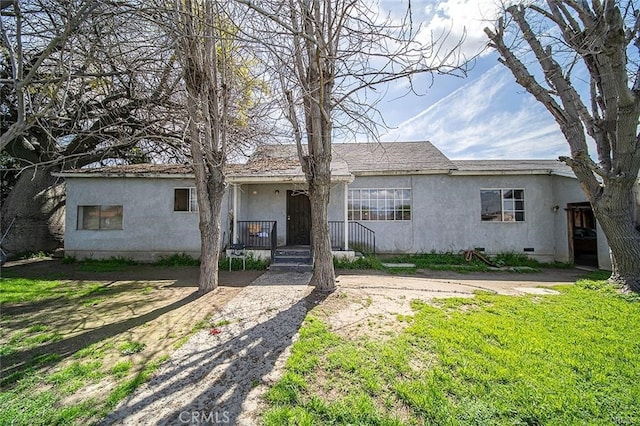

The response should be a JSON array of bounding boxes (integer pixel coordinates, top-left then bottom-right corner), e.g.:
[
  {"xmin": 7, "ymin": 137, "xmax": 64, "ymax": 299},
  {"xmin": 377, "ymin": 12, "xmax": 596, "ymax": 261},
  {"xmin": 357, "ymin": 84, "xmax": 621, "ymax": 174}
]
[
  {"xmin": 287, "ymin": 190, "xmax": 311, "ymax": 245},
  {"xmin": 567, "ymin": 202, "xmax": 598, "ymax": 267}
]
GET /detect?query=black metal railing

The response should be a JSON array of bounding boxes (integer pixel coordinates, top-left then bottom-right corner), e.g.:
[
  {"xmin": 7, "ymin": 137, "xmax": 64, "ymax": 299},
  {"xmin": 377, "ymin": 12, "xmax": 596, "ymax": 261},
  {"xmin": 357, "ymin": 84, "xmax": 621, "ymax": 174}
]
[
  {"xmin": 270, "ymin": 221, "xmax": 277, "ymax": 260},
  {"xmin": 235, "ymin": 221, "xmax": 276, "ymax": 249},
  {"xmin": 328, "ymin": 221, "xmax": 344, "ymax": 250},
  {"xmin": 328, "ymin": 221, "xmax": 376, "ymax": 254}
]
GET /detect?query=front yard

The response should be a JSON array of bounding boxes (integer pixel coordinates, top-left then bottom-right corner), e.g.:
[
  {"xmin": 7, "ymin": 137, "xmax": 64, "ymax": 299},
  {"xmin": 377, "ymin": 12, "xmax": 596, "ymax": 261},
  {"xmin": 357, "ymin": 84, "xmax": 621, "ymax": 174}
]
[
  {"xmin": 264, "ymin": 272, "xmax": 640, "ymax": 425},
  {"xmin": 0, "ymin": 259, "xmax": 260, "ymax": 425},
  {"xmin": 2, "ymin": 256, "xmax": 639, "ymax": 425}
]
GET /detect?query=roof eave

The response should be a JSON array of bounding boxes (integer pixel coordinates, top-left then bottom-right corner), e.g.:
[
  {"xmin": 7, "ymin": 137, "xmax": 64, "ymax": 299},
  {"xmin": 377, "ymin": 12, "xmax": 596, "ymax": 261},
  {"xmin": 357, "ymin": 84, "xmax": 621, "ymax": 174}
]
[
  {"xmin": 52, "ymin": 172, "xmax": 195, "ymax": 179},
  {"xmin": 227, "ymin": 174, "xmax": 354, "ymax": 184},
  {"xmin": 352, "ymin": 169, "xmax": 452, "ymax": 176},
  {"xmin": 449, "ymin": 169, "xmax": 558, "ymax": 176}
]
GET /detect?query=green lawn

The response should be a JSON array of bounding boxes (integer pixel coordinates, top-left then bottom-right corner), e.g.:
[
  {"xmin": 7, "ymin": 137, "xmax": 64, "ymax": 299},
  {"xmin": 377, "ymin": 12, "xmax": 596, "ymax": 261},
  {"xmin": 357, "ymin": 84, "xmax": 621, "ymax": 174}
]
[
  {"xmin": 0, "ymin": 277, "xmax": 108, "ymax": 304},
  {"xmin": 335, "ymin": 251, "xmax": 572, "ymax": 273},
  {"xmin": 0, "ymin": 270, "xmax": 194, "ymax": 425},
  {"xmin": 264, "ymin": 275, "xmax": 640, "ymax": 425}
]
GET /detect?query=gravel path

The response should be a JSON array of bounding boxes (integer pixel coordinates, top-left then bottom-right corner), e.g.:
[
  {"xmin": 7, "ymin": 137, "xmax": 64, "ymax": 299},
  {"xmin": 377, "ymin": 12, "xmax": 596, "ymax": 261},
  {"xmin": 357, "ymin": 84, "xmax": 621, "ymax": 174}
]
[{"xmin": 102, "ymin": 271, "xmax": 314, "ymax": 426}]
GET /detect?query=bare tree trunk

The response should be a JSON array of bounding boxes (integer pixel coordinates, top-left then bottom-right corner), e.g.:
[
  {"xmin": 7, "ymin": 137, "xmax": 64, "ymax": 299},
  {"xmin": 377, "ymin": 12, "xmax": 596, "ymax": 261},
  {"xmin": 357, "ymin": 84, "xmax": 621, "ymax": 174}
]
[
  {"xmin": 190, "ymin": 153, "xmax": 223, "ymax": 294},
  {"xmin": 592, "ymin": 181, "xmax": 640, "ymax": 292},
  {"xmin": 193, "ymin": 174, "xmax": 225, "ymax": 294},
  {"xmin": 186, "ymin": 93, "xmax": 225, "ymax": 294},
  {"xmin": 1, "ymin": 167, "xmax": 65, "ymax": 254},
  {"xmin": 308, "ymin": 170, "xmax": 335, "ymax": 292},
  {"xmin": 175, "ymin": 0, "xmax": 233, "ymax": 294}
]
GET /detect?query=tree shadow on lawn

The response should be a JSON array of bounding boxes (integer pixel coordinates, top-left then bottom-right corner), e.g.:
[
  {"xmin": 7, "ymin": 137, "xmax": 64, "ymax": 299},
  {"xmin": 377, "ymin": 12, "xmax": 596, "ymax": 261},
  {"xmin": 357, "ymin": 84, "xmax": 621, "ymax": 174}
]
[
  {"xmin": 1, "ymin": 264, "xmax": 262, "ymax": 318},
  {"xmin": 1, "ymin": 280, "xmax": 143, "ymax": 317},
  {"xmin": 1, "ymin": 290, "xmax": 203, "ymax": 385},
  {"xmin": 100, "ymin": 290, "xmax": 328, "ymax": 426}
]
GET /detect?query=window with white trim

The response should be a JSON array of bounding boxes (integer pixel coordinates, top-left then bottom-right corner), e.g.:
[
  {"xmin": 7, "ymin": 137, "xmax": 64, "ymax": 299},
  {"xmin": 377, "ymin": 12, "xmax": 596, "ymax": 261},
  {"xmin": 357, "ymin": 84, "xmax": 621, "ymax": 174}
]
[
  {"xmin": 174, "ymin": 187, "xmax": 198, "ymax": 212},
  {"xmin": 348, "ymin": 189, "xmax": 411, "ymax": 221},
  {"xmin": 77, "ymin": 205, "xmax": 123, "ymax": 230},
  {"xmin": 481, "ymin": 189, "xmax": 525, "ymax": 222}
]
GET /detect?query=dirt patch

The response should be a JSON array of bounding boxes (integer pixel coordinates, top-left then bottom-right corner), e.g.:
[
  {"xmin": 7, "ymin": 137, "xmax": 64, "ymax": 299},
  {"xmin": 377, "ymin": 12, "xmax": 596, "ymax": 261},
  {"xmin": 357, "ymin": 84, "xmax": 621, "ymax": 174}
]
[{"xmin": 312, "ymin": 268, "xmax": 584, "ymax": 339}]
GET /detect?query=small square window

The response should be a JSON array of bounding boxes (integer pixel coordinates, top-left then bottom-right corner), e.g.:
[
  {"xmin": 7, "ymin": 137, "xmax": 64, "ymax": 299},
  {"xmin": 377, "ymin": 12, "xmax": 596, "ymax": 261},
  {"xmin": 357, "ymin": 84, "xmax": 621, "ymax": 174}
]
[
  {"xmin": 481, "ymin": 189, "xmax": 525, "ymax": 222},
  {"xmin": 174, "ymin": 188, "xmax": 198, "ymax": 212}
]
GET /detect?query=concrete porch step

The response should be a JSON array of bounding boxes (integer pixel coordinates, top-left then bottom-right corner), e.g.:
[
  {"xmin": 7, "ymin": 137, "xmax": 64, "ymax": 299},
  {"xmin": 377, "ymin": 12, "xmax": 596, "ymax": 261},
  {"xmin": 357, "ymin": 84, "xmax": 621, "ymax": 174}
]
[
  {"xmin": 271, "ymin": 247, "xmax": 313, "ymax": 272},
  {"xmin": 269, "ymin": 262, "xmax": 313, "ymax": 273},
  {"xmin": 274, "ymin": 256, "xmax": 313, "ymax": 264},
  {"xmin": 275, "ymin": 249, "xmax": 311, "ymax": 257}
]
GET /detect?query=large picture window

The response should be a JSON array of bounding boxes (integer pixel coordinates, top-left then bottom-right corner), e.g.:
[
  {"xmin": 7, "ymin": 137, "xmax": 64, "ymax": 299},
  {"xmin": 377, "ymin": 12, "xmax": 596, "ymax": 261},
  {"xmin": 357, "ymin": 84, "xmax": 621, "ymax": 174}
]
[
  {"xmin": 481, "ymin": 189, "xmax": 525, "ymax": 222},
  {"xmin": 174, "ymin": 188, "xmax": 198, "ymax": 212},
  {"xmin": 348, "ymin": 189, "xmax": 411, "ymax": 221},
  {"xmin": 78, "ymin": 205, "xmax": 123, "ymax": 230}
]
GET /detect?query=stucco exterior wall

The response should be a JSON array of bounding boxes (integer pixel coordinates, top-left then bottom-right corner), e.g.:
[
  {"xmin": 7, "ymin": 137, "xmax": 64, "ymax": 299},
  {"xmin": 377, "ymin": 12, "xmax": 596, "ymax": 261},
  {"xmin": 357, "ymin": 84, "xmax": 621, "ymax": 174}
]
[
  {"xmin": 65, "ymin": 177, "xmax": 227, "ymax": 261},
  {"xmin": 64, "ymin": 172, "xmax": 603, "ymax": 265},
  {"xmin": 351, "ymin": 174, "xmax": 572, "ymax": 261}
]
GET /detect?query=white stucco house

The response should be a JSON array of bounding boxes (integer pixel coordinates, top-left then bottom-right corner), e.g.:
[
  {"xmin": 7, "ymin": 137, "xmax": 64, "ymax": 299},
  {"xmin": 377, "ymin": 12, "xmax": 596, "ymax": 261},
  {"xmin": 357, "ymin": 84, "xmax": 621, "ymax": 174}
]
[{"xmin": 56, "ymin": 141, "xmax": 611, "ymax": 269}]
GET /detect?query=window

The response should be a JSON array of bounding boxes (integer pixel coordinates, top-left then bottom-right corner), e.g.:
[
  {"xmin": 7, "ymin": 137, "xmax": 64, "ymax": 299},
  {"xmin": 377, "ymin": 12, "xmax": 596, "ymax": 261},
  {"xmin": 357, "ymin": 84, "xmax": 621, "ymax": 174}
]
[
  {"xmin": 174, "ymin": 188, "xmax": 198, "ymax": 212},
  {"xmin": 78, "ymin": 205, "xmax": 123, "ymax": 230},
  {"xmin": 348, "ymin": 189, "xmax": 411, "ymax": 221},
  {"xmin": 481, "ymin": 189, "xmax": 525, "ymax": 222}
]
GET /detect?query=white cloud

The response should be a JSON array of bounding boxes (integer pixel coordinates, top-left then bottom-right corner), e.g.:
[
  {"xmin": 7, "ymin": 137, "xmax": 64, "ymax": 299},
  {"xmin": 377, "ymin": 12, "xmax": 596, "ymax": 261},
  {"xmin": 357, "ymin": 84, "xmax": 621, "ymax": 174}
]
[
  {"xmin": 382, "ymin": 64, "xmax": 571, "ymax": 159},
  {"xmin": 416, "ymin": 0, "xmax": 506, "ymax": 60}
]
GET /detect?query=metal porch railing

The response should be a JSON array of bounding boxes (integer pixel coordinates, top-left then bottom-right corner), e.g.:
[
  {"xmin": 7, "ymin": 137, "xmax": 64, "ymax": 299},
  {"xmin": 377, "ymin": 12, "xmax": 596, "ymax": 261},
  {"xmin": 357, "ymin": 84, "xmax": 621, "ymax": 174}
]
[
  {"xmin": 235, "ymin": 221, "xmax": 276, "ymax": 250},
  {"xmin": 328, "ymin": 221, "xmax": 376, "ymax": 255}
]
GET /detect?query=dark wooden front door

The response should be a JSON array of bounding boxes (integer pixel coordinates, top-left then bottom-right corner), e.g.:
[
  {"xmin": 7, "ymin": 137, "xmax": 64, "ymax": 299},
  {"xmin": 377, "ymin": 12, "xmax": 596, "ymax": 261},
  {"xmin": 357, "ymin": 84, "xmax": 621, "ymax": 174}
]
[
  {"xmin": 567, "ymin": 202, "xmax": 598, "ymax": 267},
  {"xmin": 287, "ymin": 190, "xmax": 311, "ymax": 245}
]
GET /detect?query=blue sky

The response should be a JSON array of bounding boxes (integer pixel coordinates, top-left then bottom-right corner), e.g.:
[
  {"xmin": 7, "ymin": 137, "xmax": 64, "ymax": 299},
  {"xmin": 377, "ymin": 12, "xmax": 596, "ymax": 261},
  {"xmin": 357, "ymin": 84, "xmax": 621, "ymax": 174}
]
[{"xmin": 373, "ymin": 0, "xmax": 570, "ymax": 160}]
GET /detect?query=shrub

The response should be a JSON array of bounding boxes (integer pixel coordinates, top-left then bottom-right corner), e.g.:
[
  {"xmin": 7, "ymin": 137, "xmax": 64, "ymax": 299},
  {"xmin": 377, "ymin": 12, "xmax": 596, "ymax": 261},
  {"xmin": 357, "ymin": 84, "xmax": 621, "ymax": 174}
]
[
  {"xmin": 334, "ymin": 255, "xmax": 383, "ymax": 270},
  {"xmin": 493, "ymin": 252, "xmax": 541, "ymax": 268},
  {"xmin": 78, "ymin": 257, "xmax": 138, "ymax": 272},
  {"xmin": 154, "ymin": 253, "xmax": 200, "ymax": 267}
]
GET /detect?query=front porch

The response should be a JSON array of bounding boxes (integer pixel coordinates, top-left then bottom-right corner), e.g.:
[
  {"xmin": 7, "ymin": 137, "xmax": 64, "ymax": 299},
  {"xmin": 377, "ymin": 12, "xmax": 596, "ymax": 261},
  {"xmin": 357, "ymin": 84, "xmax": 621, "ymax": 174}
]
[
  {"xmin": 230, "ymin": 220, "xmax": 376, "ymax": 260},
  {"xmin": 225, "ymin": 154, "xmax": 374, "ymax": 263}
]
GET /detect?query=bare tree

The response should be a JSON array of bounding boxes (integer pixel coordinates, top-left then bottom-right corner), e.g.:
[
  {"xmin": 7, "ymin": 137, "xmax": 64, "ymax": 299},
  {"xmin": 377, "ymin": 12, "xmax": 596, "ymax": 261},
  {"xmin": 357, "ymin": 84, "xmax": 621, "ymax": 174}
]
[
  {"xmin": 236, "ymin": 0, "xmax": 465, "ymax": 292},
  {"xmin": 485, "ymin": 1, "xmax": 640, "ymax": 292},
  {"xmin": 1, "ymin": 1, "xmax": 187, "ymax": 253},
  {"xmin": 0, "ymin": 0, "xmax": 99, "ymax": 151},
  {"xmin": 164, "ymin": 0, "xmax": 268, "ymax": 293}
]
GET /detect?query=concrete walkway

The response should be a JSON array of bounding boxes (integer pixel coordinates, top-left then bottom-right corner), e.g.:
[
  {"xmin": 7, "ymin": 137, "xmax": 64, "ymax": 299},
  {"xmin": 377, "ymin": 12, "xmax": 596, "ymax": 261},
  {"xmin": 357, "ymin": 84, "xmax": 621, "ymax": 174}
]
[{"xmin": 102, "ymin": 271, "xmax": 315, "ymax": 426}]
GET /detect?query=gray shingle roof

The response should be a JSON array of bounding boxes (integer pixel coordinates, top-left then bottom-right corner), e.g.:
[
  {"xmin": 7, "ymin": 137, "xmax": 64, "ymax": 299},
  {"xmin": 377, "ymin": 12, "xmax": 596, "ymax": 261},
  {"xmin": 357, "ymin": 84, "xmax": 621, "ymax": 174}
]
[
  {"xmin": 56, "ymin": 142, "xmax": 574, "ymax": 178},
  {"xmin": 61, "ymin": 164, "xmax": 194, "ymax": 175},
  {"xmin": 226, "ymin": 147, "xmax": 351, "ymax": 182},
  {"xmin": 332, "ymin": 141, "xmax": 454, "ymax": 173},
  {"xmin": 249, "ymin": 141, "xmax": 454, "ymax": 174}
]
